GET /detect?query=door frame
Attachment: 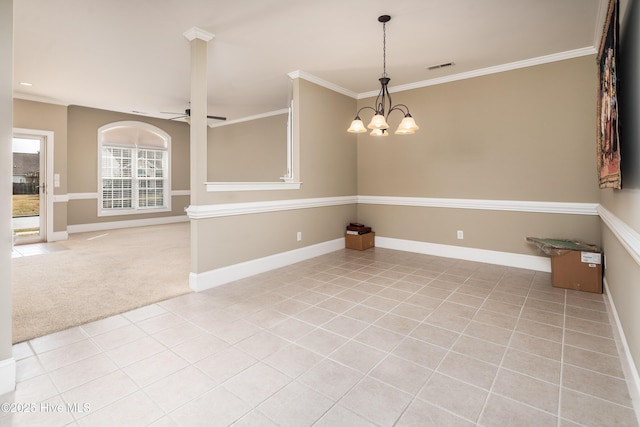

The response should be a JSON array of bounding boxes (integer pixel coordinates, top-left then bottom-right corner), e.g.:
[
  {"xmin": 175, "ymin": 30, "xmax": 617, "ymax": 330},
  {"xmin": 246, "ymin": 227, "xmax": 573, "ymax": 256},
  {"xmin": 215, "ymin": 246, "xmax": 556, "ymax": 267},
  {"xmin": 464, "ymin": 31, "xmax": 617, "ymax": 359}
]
[{"xmin": 13, "ymin": 128, "xmax": 54, "ymax": 243}]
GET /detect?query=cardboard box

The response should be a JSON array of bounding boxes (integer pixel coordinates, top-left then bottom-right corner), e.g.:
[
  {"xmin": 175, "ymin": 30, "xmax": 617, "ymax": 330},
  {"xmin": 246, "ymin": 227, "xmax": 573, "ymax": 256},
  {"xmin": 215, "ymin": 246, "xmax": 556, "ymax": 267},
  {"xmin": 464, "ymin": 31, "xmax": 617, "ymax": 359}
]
[
  {"xmin": 551, "ymin": 250, "xmax": 603, "ymax": 293},
  {"xmin": 346, "ymin": 232, "xmax": 375, "ymax": 250}
]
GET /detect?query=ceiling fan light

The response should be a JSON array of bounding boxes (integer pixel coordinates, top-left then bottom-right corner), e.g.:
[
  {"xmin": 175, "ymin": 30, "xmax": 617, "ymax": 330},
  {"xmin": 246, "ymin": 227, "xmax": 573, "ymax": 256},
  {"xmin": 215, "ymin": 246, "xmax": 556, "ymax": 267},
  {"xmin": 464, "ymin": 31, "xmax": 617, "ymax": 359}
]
[
  {"xmin": 367, "ymin": 114, "xmax": 389, "ymax": 130},
  {"xmin": 347, "ymin": 118, "xmax": 367, "ymax": 133}
]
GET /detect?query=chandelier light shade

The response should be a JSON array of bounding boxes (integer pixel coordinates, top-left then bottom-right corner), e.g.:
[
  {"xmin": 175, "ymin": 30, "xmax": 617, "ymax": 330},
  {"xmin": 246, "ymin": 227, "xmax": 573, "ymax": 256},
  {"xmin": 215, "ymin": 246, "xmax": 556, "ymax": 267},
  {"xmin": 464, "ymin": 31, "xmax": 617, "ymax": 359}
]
[{"xmin": 347, "ymin": 15, "xmax": 419, "ymax": 136}]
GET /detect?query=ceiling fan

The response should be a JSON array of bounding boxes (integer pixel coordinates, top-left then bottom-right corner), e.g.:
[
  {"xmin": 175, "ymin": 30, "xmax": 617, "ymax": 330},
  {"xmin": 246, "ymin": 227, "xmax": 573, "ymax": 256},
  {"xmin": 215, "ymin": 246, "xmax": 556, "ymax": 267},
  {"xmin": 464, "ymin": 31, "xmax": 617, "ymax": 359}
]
[{"xmin": 162, "ymin": 108, "xmax": 226, "ymax": 122}]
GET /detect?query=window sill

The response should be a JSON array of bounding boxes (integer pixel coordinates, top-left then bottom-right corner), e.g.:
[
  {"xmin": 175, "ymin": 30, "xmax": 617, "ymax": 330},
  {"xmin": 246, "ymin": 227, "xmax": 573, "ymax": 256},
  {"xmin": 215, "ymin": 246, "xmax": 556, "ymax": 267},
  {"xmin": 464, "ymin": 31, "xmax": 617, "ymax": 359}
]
[
  {"xmin": 98, "ymin": 206, "xmax": 171, "ymax": 217},
  {"xmin": 205, "ymin": 181, "xmax": 302, "ymax": 192}
]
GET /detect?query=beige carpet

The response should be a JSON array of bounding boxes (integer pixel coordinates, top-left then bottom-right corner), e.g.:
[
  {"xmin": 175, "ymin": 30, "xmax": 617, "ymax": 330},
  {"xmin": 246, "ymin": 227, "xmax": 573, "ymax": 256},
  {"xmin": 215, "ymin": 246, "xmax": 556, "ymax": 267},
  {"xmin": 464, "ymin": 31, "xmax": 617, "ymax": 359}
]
[{"xmin": 12, "ymin": 222, "xmax": 191, "ymax": 343}]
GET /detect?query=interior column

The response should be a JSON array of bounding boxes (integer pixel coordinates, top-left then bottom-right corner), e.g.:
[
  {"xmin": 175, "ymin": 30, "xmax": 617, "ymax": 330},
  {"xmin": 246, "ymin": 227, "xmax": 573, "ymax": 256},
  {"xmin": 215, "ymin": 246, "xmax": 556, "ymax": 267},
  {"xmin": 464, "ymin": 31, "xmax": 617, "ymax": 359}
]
[
  {"xmin": 0, "ymin": 0, "xmax": 16, "ymax": 396},
  {"xmin": 183, "ymin": 27, "xmax": 213, "ymax": 286}
]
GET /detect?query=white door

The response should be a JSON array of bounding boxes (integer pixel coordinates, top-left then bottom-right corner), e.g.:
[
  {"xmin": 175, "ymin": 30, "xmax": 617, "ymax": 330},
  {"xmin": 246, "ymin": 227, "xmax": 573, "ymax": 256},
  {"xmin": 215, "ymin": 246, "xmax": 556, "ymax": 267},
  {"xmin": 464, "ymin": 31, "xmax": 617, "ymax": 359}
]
[{"xmin": 12, "ymin": 134, "xmax": 46, "ymax": 244}]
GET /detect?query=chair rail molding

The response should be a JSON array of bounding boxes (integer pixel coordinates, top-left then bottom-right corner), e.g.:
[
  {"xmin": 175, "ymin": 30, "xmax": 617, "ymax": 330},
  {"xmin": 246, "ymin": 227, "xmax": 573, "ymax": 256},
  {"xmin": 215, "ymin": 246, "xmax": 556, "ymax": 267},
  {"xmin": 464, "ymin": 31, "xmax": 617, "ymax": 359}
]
[
  {"xmin": 357, "ymin": 195, "xmax": 599, "ymax": 215},
  {"xmin": 598, "ymin": 205, "xmax": 640, "ymax": 267},
  {"xmin": 186, "ymin": 196, "xmax": 357, "ymax": 219}
]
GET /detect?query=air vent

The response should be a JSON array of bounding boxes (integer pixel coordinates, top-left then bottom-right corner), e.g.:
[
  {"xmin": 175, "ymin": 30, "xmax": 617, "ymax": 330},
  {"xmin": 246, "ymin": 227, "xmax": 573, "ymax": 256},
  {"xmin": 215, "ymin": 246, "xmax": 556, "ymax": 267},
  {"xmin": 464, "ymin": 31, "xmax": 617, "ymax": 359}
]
[{"xmin": 426, "ymin": 62, "xmax": 455, "ymax": 71}]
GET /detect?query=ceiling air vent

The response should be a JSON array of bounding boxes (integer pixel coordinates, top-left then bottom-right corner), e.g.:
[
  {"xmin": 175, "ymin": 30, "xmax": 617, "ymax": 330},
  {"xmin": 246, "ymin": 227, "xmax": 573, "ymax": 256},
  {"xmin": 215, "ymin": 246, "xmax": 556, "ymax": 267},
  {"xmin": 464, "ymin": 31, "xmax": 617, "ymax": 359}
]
[{"xmin": 426, "ymin": 62, "xmax": 455, "ymax": 71}]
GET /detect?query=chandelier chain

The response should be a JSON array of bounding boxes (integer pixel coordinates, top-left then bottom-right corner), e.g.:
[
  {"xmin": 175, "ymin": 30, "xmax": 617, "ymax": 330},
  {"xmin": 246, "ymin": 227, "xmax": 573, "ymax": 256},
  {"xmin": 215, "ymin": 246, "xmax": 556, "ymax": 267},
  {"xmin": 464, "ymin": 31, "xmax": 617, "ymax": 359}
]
[
  {"xmin": 346, "ymin": 14, "xmax": 419, "ymax": 136},
  {"xmin": 382, "ymin": 21, "xmax": 387, "ymax": 78}
]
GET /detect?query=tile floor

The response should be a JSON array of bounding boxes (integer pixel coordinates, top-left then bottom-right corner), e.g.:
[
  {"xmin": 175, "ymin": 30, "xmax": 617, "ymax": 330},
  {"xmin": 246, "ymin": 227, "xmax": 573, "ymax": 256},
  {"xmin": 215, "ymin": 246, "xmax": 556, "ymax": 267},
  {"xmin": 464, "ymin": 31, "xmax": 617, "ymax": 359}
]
[
  {"xmin": 11, "ymin": 242, "xmax": 68, "ymax": 258},
  {"xmin": 2, "ymin": 247, "xmax": 639, "ymax": 426}
]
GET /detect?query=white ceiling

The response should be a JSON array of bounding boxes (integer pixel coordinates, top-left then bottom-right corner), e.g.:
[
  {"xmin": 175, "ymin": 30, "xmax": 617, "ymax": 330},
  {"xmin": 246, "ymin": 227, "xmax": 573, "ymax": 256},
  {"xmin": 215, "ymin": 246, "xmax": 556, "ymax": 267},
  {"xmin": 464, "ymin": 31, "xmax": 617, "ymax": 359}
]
[{"xmin": 13, "ymin": 0, "xmax": 608, "ymax": 123}]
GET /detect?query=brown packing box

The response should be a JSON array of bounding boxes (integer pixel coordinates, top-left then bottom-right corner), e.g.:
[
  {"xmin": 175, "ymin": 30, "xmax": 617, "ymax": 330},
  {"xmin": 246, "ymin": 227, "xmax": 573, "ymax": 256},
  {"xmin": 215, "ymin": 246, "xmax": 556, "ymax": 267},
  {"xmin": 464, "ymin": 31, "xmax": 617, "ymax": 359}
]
[
  {"xmin": 551, "ymin": 250, "xmax": 603, "ymax": 293},
  {"xmin": 346, "ymin": 232, "xmax": 375, "ymax": 251}
]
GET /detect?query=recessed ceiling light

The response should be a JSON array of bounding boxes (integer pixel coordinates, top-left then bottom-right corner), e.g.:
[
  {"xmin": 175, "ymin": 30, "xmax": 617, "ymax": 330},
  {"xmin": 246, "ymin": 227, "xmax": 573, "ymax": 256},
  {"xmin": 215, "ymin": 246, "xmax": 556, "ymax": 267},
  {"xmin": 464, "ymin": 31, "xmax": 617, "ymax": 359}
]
[
  {"xmin": 19, "ymin": 82, "xmax": 33, "ymax": 86},
  {"xmin": 426, "ymin": 62, "xmax": 455, "ymax": 71}
]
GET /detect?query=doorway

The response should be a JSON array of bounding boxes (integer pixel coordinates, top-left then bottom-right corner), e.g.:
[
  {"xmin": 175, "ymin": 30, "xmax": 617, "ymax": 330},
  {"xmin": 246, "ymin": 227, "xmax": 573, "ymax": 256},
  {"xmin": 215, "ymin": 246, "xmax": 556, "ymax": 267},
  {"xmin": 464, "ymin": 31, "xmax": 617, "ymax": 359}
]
[{"xmin": 12, "ymin": 131, "xmax": 51, "ymax": 244}]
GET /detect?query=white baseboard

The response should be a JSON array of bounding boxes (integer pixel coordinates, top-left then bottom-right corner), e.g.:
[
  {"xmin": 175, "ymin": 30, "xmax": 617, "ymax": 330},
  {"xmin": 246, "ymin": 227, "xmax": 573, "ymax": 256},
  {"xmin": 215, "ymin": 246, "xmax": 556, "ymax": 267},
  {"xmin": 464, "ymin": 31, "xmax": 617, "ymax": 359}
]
[
  {"xmin": 67, "ymin": 215, "xmax": 189, "ymax": 234},
  {"xmin": 190, "ymin": 235, "xmax": 550, "ymax": 293},
  {"xmin": 603, "ymin": 277, "xmax": 640, "ymax": 421},
  {"xmin": 48, "ymin": 231, "xmax": 68, "ymax": 242},
  {"xmin": 375, "ymin": 236, "xmax": 551, "ymax": 272},
  {"xmin": 0, "ymin": 357, "xmax": 16, "ymax": 396},
  {"xmin": 189, "ymin": 238, "xmax": 345, "ymax": 292}
]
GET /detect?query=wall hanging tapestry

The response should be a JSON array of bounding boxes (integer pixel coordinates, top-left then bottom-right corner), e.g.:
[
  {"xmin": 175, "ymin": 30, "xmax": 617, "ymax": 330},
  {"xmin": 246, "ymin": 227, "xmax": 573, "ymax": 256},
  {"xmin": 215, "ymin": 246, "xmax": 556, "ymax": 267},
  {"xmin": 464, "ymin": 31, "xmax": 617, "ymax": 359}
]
[{"xmin": 597, "ymin": 0, "xmax": 621, "ymax": 189}]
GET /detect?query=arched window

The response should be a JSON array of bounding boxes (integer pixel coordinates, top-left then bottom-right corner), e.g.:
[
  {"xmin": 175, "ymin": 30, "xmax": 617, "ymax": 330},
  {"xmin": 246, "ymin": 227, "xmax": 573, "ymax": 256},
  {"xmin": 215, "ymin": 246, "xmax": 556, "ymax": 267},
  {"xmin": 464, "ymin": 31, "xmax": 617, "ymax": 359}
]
[{"xmin": 98, "ymin": 121, "xmax": 171, "ymax": 216}]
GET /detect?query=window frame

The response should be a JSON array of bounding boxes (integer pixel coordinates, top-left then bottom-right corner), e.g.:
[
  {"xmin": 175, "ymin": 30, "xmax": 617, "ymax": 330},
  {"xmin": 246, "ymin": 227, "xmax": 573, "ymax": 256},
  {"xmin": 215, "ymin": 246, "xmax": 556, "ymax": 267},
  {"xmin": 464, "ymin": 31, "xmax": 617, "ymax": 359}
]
[{"xmin": 97, "ymin": 121, "xmax": 172, "ymax": 217}]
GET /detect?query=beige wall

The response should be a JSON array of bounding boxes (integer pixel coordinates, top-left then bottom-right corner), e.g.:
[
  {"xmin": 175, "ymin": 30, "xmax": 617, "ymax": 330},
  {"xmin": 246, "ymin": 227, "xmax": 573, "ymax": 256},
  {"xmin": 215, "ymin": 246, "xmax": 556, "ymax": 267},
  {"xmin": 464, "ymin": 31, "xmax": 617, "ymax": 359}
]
[
  {"xmin": 66, "ymin": 106, "xmax": 191, "ymax": 225},
  {"xmin": 13, "ymin": 100, "xmax": 68, "ymax": 195},
  {"xmin": 359, "ymin": 56, "xmax": 599, "ymax": 201},
  {"xmin": 357, "ymin": 56, "xmax": 601, "ymax": 255},
  {"xmin": 12, "ymin": 102, "xmax": 192, "ymax": 229},
  {"xmin": 296, "ymin": 79, "xmax": 358, "ymax": 197},
  {"xmin": 13, "ymin": 99, "xmax": 68, "ymax": 232},
  {"xmin": 358, "ymin": 205, "xmax": 601, "ymax": 256},
  {"xmin": 601, "ymin": 227, "xmax": 640, "ymax": 372},
  {"xmin": 601, "ymin": 189, "xmax": 640, "ymax": 231},
  {"xmin": 208, "ymin": 113, "xmax": 288, "ymax": 182},
  {"xmin": 193, "ymin": 79, "xmax": 358, "ymax": 273},
  {"xmin": 196, "ymin": 206, "xmax": 356, "ymax": 270},
  {"xmin": 200, "ymin": 79, "xmax": 358, "ymax": 206}
]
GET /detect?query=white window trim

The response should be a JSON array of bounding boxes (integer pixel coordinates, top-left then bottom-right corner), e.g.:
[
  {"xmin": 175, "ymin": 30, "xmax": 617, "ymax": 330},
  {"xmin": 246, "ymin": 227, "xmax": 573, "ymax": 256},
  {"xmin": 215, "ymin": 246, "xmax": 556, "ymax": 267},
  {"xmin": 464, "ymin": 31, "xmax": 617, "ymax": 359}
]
[
  {"xmin": 205, "ymin": 181, "xmax": 302, "ymax": 192},
  {"xmin": 206, "ymin": 99, "xmax": 300, "ymax": 192},
  {"xmin": 97, "ymin": 121, "xmax": 172, "ymax": 217}
]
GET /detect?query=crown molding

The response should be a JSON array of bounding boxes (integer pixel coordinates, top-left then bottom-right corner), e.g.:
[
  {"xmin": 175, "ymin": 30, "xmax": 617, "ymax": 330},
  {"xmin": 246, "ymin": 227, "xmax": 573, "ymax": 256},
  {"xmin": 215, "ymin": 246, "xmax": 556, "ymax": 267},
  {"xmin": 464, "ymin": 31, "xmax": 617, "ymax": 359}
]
[
  {"xmin": 290, "ymin": 47, "xmax": 597, "ymax": 100},
  {"xmin": 359, "ymin": 47, "xmax": 597, "ymax": 99},
  {"xmin": 288, "ymin": 70, "xmax": 358, "ymax": 99}
]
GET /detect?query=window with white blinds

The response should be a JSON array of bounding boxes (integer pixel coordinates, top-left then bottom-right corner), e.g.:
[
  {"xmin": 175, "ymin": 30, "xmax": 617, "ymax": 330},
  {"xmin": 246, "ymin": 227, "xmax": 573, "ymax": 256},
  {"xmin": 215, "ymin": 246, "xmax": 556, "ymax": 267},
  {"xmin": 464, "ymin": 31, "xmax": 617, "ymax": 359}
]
[
  {"xmin": 102, "ymin": 147, "xmax": 133, "ymax": 209},
  {"xmin": 98, "ymin": 122, "xmax": 171, "ymax": 216},
  {"xmin": 136, "ymin": 148, "xmax": 166, "ymax": 208}
]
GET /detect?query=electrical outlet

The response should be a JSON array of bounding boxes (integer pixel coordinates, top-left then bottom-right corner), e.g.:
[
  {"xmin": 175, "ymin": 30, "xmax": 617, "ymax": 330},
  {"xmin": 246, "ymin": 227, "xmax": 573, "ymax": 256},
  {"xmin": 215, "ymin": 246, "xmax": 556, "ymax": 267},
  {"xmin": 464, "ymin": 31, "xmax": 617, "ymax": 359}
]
[
  {"xmin": 457, "ymin": 230, "xmax": 464, "ymax": 240},
  {"xmin": 297, "ymin": 231, "xmax": 302, "ymax": 241}
]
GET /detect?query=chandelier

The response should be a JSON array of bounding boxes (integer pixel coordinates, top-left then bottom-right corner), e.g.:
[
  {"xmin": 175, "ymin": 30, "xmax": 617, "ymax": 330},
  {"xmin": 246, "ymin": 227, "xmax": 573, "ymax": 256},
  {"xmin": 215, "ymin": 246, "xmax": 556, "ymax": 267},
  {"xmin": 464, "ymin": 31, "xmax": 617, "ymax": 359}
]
[{"xmin": 347, "ymin": 15, "xmax": 419, "ymax": 137}]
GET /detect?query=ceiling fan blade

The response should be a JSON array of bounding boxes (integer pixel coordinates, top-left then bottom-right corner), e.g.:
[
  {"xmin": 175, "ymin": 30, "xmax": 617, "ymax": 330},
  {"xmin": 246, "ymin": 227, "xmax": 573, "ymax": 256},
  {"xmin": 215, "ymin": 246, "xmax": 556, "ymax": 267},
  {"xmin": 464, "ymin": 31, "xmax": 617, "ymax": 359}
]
[
  {"xmin": 160, "ymin": 111, "xmax": 188, "ymax": 121},
  {"xmin": 186, "ymin": 108, "xmax": 226, "ymax": 121}
]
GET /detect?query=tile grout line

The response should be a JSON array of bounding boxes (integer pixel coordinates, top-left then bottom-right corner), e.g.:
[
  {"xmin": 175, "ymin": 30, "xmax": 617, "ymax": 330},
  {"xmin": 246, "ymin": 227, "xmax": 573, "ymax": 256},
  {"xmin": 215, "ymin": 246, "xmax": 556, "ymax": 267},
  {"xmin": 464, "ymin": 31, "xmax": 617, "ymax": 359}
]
[
  {"xmin": 299, "ymin": 263, "xmax": 473, "ymax": 425},
  {"xmin": 390, "ymin": 269, "xmax": 505, "ymax": 426},
  {"xmin": 557, "ymin": 288, "xmax": 567, "ymax": 427},
  {"xmin": 475, "ymin": 270, "xmax": 542, "ymax": 425},
  {"xmin": 9, "ymin": 249, "xmax": 637, "ymax": 426},
  {"xmin": 306, "ymin": 267, "xmax": 433, "ymax": 426}
]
